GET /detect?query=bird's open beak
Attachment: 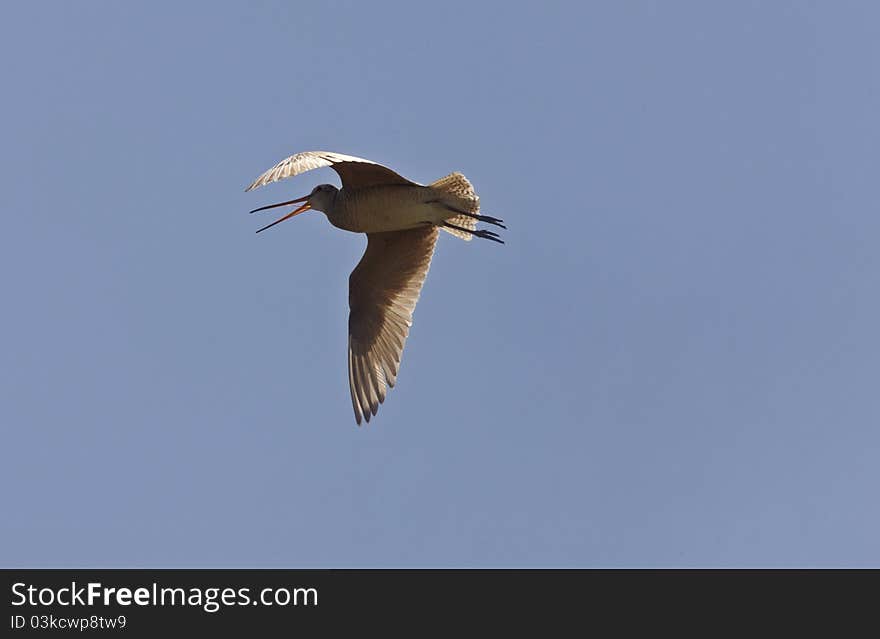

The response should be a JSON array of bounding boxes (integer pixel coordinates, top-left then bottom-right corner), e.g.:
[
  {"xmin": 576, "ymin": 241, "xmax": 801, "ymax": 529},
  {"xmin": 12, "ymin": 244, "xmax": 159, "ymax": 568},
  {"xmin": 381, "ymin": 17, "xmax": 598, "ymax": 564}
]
[{"xmin": 251, "ymin": 194, "xmax": 312, "ymax": 234}]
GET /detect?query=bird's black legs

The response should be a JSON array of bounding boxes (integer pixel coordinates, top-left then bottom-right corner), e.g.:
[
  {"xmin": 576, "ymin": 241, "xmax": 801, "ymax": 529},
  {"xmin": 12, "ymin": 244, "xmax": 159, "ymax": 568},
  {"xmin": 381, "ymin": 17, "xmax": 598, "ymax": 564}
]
[
  {"xmin": 455, "ymin": 211, "xmax": 507, "ymax": 229},
  {"xmin": 442, "ymin": 221, "xmax": 504, "ymax": 244},
  {"xmin": 426, "ymin": 200, "xmax": 507, "ymax": 229}
]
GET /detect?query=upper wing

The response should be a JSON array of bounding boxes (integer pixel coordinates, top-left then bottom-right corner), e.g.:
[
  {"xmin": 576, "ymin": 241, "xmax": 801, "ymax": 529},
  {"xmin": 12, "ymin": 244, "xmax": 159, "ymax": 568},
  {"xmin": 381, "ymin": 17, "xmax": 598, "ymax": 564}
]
[
  {"xmin": 245, "ymin": 151, "xmax": 416, "ymax": 192},
  {"xmin": 347, "ymin": 226, "xmax": 439, "ymax": 424}
]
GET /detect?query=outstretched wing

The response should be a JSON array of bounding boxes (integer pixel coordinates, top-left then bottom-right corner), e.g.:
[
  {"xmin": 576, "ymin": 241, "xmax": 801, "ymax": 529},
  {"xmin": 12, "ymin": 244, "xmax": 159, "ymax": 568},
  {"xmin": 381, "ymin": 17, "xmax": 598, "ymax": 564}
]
[
  {"xmin": 245, "ymin": 151, "xmax": 416, "ymax": 192},
  {"xmin": 347, "ymin": 226, "xmax": 439, "ymax": 424}
]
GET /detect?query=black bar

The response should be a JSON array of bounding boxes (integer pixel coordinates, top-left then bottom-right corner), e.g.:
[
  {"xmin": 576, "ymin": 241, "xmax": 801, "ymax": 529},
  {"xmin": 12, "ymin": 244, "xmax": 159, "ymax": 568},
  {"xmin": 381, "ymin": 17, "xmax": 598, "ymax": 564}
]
[{"xmin": 2, "ymin": 569, "xmax": 874, "ymax": 634}]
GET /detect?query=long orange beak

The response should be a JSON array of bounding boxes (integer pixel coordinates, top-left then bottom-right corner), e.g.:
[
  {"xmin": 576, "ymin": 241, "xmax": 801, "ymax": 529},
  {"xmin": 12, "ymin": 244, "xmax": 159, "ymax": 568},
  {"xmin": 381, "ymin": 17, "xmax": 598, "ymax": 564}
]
[{"xmin": 251, "ymin": 195, "xmax": 312, "ymax": 234}]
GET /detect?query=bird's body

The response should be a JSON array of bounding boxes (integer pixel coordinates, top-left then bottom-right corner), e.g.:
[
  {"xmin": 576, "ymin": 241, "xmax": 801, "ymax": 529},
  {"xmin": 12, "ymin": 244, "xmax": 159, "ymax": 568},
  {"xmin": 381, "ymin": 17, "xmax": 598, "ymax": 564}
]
[
  {"xmin": 327, "ymin": 185, "xmax": 457, "ymax": 234},
  {"xmin": 246, "ymin": 151, "xmax": 504, "ymax": 425}
]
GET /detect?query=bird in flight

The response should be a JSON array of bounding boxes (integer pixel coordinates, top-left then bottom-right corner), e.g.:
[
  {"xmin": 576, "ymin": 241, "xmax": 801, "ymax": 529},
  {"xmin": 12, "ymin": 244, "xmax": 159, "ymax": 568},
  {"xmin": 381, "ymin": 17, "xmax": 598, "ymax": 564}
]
[{"xmin": 246, "ymin": 151, "xmax": 505, "ymax": 425}]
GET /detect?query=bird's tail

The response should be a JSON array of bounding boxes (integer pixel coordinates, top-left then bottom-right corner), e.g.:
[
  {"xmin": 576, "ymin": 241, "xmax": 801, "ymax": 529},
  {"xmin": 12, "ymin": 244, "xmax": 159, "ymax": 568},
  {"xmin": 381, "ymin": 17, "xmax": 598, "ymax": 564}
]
[{"xmin": 429, "ymin": 172, "xmax": 480, "ymax": 241}]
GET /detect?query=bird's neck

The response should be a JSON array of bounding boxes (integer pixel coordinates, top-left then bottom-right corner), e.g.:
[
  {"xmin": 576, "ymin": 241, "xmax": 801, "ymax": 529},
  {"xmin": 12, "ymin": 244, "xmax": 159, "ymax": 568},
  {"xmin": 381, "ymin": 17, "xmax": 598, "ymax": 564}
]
[{"xmin": 320, "ymin": 188, "xmax": 340, "ymax": 218}]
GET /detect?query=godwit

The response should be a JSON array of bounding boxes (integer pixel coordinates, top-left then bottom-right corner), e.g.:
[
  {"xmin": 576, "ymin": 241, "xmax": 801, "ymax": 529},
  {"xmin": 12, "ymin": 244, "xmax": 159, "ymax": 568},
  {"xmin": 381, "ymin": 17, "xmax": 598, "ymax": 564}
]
[{"xmin": 246, "ymin": 151, "xmax": 505, "ymax": 425}]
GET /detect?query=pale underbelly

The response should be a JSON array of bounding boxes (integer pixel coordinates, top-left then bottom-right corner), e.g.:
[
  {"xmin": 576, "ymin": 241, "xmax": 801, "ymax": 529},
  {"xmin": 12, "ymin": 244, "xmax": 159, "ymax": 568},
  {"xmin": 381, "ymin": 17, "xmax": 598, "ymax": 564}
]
[{"xmin": 334, "ymin": 188, "xmax": 450, "ymax": 234}]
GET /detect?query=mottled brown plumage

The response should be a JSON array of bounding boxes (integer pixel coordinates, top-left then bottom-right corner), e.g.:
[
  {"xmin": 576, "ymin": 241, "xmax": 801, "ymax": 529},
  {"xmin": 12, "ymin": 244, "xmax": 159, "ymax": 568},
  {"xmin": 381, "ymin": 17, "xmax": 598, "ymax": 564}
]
[{"xmin": 246, "ymin": 151, "xmax": 504, "ymax": 425}]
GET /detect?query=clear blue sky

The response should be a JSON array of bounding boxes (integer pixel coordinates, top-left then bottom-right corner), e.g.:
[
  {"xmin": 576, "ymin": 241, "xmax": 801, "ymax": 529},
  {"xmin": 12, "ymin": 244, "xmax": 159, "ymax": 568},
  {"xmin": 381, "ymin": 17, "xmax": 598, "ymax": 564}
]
[{"xmin": 2, "ymin": 2, "xmax": 879, "ymax": 567}]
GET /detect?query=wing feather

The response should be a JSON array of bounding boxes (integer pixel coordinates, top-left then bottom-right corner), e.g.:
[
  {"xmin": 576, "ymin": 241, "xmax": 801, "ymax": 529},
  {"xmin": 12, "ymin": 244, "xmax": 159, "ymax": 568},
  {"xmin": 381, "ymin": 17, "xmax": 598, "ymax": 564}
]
[
  {"xmin": 246, "ymin": 151, "xmax": 416, "ymax": 192},
  {"xmin": 347, "ymin": 226, "xmax": 438, "ymax": 425}
]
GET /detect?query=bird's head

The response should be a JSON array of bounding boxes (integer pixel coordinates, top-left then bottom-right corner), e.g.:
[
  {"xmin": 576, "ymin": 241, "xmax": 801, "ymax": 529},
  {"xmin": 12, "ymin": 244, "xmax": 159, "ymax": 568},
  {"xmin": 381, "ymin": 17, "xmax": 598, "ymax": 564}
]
[
  {"xmin": 251, "ymin": 184, "xmax": 339, "ymax": 233},
  {"xmin": 307, "ymin": 184, "xmax": 338, "ymax": 212}
]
